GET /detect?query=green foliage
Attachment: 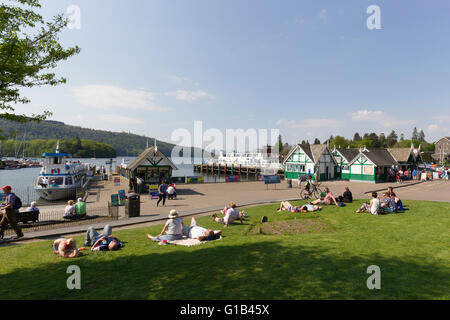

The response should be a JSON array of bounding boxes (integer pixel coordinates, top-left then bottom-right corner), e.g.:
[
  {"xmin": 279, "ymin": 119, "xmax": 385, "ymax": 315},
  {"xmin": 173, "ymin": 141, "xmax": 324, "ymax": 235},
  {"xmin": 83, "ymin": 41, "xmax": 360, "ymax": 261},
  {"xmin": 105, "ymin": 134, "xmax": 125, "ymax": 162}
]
[
  {"xmin": 0, "ymin": 119, "xmax": 194, "ymax": 156},
  {"xmin": 0, "ymin": 0, "xmax": 80, "ymax": 124},
  {"xmin": 0, "ymin": 138, "xmax": 116, "ymax": 158}
]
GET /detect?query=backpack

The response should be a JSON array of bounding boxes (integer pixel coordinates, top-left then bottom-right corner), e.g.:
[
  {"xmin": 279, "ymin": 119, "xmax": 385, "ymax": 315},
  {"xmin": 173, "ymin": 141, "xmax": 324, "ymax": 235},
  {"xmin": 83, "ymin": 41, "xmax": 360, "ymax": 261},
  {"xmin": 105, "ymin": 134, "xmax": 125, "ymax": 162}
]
[{"xmin": 12, "ymin": 194, "xmax": 22, "ymax": 210}]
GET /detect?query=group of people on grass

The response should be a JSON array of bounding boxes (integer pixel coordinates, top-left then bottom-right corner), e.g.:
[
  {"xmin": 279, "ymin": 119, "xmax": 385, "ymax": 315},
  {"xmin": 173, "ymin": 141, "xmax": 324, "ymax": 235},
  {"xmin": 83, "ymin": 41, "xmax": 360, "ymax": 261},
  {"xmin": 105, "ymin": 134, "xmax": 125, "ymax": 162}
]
[
  {"xmin": 53, "ymin": 201, "xmax": 249, "ymax": 257},
  {"xmin": 277, "ymin": 185, "xmax": 406, "ymax": 216},
  {"xmin": 356, "ymin": 186, "xmax": 406, "ymax": 215}
]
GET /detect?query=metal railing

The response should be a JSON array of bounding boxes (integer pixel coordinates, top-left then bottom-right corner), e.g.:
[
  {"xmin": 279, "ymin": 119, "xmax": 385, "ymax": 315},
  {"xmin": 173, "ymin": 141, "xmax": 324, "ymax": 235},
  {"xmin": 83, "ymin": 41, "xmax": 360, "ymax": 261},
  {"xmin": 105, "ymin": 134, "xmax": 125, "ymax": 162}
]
[{"xmin": 2, "ymin": 205, "xmax": 119, "ymax": 237}]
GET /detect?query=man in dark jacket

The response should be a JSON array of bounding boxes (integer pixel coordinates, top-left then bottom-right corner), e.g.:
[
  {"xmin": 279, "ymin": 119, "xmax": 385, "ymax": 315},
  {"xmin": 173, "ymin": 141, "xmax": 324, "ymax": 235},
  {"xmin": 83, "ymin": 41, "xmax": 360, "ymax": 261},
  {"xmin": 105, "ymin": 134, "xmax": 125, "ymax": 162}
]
[{"xmin": 0, "ymin": 185, "xmax": 24, "ymax": 239}]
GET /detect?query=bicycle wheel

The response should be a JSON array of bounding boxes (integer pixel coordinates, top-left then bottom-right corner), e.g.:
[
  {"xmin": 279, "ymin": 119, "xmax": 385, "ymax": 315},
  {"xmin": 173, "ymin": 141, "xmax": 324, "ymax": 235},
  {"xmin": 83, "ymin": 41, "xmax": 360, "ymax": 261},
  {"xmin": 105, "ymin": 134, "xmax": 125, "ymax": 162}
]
[
  {"xmin": 300, "ymin": 187, "xmax": 310, "ymax": 200},
  {"xmin": 312, "ymin": 187, "xmax": 322, "ymax": 199}
]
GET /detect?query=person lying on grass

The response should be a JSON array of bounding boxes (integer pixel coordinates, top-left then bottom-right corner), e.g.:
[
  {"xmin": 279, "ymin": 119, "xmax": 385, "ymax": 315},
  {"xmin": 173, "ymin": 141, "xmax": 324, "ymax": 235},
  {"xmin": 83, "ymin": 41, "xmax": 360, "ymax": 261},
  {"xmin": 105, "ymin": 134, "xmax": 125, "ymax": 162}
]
[
  {"xmin": 277, "ymin": 201, "xmax": 321, "ymax": 213},
  {"xmin": 53, "ymin": 238, "xmax": 79, "ymax": 258},
  {"xmin": 311, "ymin": 188, "xmax": 339, "ymax": 206},
  {"xmin": 381, "ymin": 192, "xmax": 397, "ymax": 213},
  {"xmin": 146, "ymin": 210, "xmax": 183, "ymax": 241},
  {"xmin": 181, "ymin": 217, "xmax": 222, "ymax": 241},
  {"xmin": 212, "ymin": 202, "xmax": 243, "ymax": 227},
  {"xmin": 85, "ymin": 224, "xmax": 123, "ymax": 251}
]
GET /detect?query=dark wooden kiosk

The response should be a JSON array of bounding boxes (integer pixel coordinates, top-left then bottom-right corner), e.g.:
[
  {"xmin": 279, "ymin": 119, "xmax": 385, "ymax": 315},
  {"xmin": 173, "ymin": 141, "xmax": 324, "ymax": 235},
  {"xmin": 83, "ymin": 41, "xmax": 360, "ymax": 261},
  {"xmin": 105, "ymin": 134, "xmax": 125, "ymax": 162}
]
[{"xmin": 126, "ymin": 146, "xmax": 178, "ymax": 193}]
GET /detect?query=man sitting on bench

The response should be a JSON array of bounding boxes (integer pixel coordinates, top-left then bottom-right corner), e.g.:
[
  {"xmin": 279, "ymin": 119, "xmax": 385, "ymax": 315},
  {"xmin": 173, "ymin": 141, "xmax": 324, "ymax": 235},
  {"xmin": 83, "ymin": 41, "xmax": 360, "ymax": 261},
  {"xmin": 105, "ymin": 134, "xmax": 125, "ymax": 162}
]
[{"xmin": 75, "ymin": 198, "xmax": 87, "ymax": 217}]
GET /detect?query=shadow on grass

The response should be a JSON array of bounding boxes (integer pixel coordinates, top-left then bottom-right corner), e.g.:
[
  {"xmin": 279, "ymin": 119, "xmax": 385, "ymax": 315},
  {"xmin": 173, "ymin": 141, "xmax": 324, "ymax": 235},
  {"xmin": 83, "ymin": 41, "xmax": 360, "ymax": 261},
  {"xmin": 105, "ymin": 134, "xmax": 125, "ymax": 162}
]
[{"xmin": 0, "ymin": 240, "xmax": 448, "ymax": 300}]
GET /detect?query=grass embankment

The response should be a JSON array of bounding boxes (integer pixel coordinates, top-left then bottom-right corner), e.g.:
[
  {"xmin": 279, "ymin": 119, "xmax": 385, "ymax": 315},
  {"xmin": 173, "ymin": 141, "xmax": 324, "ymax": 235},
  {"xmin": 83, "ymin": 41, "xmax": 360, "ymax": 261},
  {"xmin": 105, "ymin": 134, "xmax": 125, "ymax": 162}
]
[{"xmin": 0, "ymin": 200, "xmax": 449, "ymax": 299}]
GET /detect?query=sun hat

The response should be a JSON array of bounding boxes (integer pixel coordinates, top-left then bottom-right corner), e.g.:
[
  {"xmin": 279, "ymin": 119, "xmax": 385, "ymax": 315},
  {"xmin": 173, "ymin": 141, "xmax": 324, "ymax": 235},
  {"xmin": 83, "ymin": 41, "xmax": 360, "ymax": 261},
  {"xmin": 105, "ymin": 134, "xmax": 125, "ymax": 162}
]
[{"xmin": 168, "ymin": 209, "xmax": 178, "ymax": 219}]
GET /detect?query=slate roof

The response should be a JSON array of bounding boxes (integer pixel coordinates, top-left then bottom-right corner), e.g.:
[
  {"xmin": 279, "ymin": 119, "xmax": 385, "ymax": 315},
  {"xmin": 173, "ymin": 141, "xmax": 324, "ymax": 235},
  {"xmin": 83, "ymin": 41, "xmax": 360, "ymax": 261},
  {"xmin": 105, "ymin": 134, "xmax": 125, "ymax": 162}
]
[
  {"xmin": 361, "ymin": 148, "xmax": 398, "ymax": 167},
  {"xmin": 388, "ymin": 148, "xmax": 413, "ymax": 162},
  {"xmin": 335, "ymin": 148, "xmax": 360, "ymax": 163},
  {"xmin": 127, "ymin": 147, "xmax": 177, "ymax": 171}
]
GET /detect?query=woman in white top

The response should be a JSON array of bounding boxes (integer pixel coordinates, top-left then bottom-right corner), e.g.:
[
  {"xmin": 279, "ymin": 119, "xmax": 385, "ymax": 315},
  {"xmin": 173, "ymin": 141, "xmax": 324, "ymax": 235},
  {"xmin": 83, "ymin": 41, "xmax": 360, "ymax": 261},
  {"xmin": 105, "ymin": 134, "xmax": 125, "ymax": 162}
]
[
  {"xmin": 356, "ymin": 192, "xmax": 381, "ymax": 215},
  {"xmin": 146, "ymin": 210, "xmax": 183, "ymax": 241}
]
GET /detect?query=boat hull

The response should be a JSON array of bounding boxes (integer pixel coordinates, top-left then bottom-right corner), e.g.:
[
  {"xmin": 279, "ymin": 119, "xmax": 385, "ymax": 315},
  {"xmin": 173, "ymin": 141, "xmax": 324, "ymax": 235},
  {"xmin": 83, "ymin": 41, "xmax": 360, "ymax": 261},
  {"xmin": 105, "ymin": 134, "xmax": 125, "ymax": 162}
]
[{"xmin": 35, "ymin": 187, "xmax": 79, "ymax": 201}]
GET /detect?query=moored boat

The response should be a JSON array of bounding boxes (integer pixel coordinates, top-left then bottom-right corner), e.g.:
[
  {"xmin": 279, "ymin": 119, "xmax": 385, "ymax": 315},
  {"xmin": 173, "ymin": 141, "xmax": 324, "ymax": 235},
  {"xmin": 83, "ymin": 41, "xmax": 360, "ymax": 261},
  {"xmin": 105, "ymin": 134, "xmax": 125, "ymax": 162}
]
[{"xmin": 33, "ymin": 143, "xmax": 93, "ymax": 201}]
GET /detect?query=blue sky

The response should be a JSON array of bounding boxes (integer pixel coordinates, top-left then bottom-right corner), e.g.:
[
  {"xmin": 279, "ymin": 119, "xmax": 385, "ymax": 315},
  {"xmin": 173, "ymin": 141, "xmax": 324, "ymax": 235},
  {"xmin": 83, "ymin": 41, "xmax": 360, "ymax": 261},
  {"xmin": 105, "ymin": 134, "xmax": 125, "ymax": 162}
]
[{"xmin": 15, "ymin": 0, "xmax": 450, "ymax": 148}]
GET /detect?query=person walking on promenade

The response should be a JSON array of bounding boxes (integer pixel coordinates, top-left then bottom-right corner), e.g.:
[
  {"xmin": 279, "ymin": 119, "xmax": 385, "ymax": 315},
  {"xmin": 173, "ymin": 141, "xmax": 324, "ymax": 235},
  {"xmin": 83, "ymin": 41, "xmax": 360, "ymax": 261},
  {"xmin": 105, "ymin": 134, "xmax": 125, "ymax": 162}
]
[
  {"xmin": 0, "ymin": 186, "xmax": 24, "ymax": 240},
  {"xmin": 157, "ymin": 180, "xmax": 168, "ymax": 207}
]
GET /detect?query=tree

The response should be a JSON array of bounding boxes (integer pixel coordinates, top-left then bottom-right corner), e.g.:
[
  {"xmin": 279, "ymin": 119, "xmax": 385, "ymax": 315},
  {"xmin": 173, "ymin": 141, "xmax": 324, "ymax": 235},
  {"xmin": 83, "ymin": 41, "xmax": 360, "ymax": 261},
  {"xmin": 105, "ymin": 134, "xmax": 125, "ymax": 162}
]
[
  {"xmin": 273, "ymin": 134, "xmax": 283, "ymax": 155},
  {"xmin": 411, "ymin": 127, "xmax": 419, "ymax": 140},
  {"xmin": 379, "ymin": 132, "xmax": 386, "ymax": 147},
  {"xmin": 400, "ymin": 133, "xmax": 405, "ymax": 141},
  {"xmin": 386, "ymin": 130, "xmax": 398, "ymax": 147},
  {"xmin": 0, "ymin": 0, "xmax": 80, "ymax": 125},
  {"xmin": 313, "ymin": 138, "xmax": 321, "ymax": 144},
  {"xmin": 418, "ymin": 130, "xmax": 425, "ymax": 142},
  {"xmin": 353, "ymin": 132, "xmax": 362, "ymax": 141},
  {"xmin": 368, "ymin": 132, "xmax": 379, "ymax": 147}
]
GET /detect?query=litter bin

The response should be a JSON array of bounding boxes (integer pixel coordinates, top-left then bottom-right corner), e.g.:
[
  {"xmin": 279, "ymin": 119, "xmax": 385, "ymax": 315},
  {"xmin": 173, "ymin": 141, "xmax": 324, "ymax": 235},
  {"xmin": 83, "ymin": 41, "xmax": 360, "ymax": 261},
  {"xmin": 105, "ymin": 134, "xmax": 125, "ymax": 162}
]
[
  {"xmin": 125, "ymin": 193, "xmax": 140, "ymax": 217},
  {"xmin": 287, "ymin": 179, "xmax": 292, "ymax": 188}
]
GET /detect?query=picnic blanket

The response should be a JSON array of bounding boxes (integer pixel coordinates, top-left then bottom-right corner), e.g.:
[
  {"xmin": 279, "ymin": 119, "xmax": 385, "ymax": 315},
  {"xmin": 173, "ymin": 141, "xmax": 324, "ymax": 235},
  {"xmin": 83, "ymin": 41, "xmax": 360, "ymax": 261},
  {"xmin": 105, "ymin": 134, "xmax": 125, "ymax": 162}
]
[{"xmin": 167, "ymin": 235, "xmax": 222, "ymax": 247}]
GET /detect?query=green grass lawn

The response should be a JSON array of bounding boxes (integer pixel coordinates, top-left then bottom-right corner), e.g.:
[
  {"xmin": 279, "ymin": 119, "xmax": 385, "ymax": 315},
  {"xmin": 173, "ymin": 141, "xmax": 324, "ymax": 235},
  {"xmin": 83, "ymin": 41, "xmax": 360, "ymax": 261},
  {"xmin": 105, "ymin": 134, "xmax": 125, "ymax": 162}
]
[{"xmin": 0, "ymin": 199, "xmax": 449, "ymax": 300}]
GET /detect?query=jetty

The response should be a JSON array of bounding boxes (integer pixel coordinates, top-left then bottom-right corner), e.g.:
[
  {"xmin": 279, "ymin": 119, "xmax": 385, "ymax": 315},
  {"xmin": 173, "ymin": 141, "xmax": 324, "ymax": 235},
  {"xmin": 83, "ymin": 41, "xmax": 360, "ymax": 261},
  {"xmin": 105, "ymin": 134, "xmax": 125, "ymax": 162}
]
[{"xmin": 193, "ymin": 163, "xmax": 284, "ymax": 176}]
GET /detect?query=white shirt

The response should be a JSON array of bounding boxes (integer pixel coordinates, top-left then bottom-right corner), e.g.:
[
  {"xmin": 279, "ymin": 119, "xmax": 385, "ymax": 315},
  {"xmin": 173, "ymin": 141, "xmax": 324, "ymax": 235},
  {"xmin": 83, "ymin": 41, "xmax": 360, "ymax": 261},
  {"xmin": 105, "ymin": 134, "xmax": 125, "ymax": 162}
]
[
  {"xmin": 224, "ymin": 208, "xmax": 240, "ymax": 224},
  {"xmin": 65, "ymin": 205, "xmax": 75, "ymax": 215},
  {"xmin": 370, "ymin": 198, "xmax": 381, "ymax": 215},
  {"xmin": 167, "ymin": 186, "xmax": 175, "ymax": 195},
  {"xmin": 189, "ymin": 226, "xmax": 207, "ymax": 238}
]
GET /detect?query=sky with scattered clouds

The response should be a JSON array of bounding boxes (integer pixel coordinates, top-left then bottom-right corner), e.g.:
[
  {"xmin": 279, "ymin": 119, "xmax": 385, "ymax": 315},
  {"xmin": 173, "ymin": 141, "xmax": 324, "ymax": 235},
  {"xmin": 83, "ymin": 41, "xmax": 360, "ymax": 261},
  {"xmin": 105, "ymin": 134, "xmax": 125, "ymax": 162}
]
[{"xmin": 13, "ymin": 0, "xmax": 450, "ymax": 149}]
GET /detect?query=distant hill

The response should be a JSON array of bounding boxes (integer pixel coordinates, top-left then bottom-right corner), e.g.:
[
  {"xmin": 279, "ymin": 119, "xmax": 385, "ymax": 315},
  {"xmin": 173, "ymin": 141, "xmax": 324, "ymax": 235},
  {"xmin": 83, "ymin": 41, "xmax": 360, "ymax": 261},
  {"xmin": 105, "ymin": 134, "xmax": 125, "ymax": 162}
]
[{"xmin": 0, "ymin": 119, "xmax": 191, "ymax": 157}]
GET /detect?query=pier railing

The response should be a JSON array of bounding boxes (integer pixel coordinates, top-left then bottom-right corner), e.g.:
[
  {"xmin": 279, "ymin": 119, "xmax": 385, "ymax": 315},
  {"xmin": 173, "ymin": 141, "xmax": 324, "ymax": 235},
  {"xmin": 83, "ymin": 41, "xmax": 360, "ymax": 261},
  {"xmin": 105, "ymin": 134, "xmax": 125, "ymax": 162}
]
[{"xmin": 2, "ymin": 205, "xmax": 119, "ymax": 237}]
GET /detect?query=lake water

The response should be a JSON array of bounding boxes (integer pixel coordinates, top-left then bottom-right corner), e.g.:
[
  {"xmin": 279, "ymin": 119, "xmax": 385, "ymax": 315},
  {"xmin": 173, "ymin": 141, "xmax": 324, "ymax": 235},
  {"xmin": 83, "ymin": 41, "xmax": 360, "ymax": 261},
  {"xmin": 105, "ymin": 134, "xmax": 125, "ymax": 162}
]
[{"xmin": 0, "ymin": 157, "xmax": 258, "ymax": 195}]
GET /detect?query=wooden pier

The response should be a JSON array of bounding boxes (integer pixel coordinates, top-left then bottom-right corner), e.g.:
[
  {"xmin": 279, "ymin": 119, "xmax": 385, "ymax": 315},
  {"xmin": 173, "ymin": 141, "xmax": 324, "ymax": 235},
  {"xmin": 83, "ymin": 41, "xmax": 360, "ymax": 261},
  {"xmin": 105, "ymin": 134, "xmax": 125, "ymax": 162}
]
[{"xmin": 193, "ymin": 163, "xmax": 284, "ymax": 176}]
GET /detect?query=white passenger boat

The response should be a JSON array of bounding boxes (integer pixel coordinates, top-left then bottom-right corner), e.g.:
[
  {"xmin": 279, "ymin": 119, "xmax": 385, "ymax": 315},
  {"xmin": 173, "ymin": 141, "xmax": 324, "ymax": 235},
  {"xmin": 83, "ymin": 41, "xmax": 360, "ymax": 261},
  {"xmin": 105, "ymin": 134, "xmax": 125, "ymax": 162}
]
[
  {"xmin": 207, "ymin": 148, "xmax": 282, "ymax": 171},
  {"xmin": 33, "ymin": 144, "xmax": 92, "ymax": 201}
]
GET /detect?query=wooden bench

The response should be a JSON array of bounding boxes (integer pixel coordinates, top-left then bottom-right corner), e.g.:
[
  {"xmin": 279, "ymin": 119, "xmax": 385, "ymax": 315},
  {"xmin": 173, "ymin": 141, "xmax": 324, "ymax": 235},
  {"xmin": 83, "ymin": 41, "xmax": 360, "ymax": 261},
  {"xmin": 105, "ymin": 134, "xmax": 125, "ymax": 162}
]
[{"xmin": 17, "ymin": 210, "xmax": 40, "ymax": 223}]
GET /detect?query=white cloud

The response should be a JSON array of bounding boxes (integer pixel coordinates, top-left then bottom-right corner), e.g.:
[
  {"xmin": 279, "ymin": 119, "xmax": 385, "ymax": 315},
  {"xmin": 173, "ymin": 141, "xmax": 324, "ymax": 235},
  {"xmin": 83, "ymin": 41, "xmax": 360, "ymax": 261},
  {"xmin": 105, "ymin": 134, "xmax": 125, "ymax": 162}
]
[
  {"xmin": 72, "ymin": 85, "xmax": 164, "ymax": 111},
  {"xmin": 319, "ymin": 9, "xmax": 328, "ymax": 23},
  {"xmin": 276, "ymin": 119, "xmax": 342, "ymax": 129},
  {"xmin": 167, "ymin": 75, "xmax": 200, "ymax": 86},
  {"xmin": 350, "ymin": 110, "xmax": 384, "ymax": 121},
  {"xmin": 427, "ymin": 124, "xmax": 439, "ymax": 133},
  {"xmin": 165, "ymin": 90, "xmax": 215, "ymax": 102},
  {"xmin": 100, "ymin": 114, "xmax": 143, "ymax": 125}
]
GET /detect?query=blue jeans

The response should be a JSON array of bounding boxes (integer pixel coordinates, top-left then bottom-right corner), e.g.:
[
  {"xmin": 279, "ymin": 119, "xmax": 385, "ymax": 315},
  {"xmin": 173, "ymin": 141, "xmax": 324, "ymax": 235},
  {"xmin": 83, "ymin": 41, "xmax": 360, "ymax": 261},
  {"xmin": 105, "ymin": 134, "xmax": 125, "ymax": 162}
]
[
  {"xmin": 85, "ymin": 224, "xmax": 112, "ymax": 245},
  {"xmin": 152, "ymin": 234, "xmax": 182, "ymax": 241}
]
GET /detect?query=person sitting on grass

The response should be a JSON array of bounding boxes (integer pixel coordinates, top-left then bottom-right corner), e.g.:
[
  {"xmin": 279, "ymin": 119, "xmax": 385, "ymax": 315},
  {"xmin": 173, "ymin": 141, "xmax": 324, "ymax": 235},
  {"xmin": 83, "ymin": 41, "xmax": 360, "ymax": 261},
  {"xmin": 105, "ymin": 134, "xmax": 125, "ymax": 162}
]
[
  {"xmin": 387, "ymin": 186, "xmax": 395, "ymax": 197},
  {"xmin": 212, "ymin": 202, "xmax": 243, "ymax": 227},
  {"xmin": 147, "ymin": 210, "xmax": 183, "ymax": 242},
  {"xmin": 85, "ymin": 224, "xmax": 123, "ymax": 251},
  {"xmin": 311, "ymin": 188, "xmax": 339, "ymax": 206},
  {"xmin": 75, "ymin": 198, "xmax": 87, "ymax": 216},
  {"xmin": 182, "ymin": 217, "xmax": 222, "ymax": 241},
  {"xmin": 381, "ymin": 192, "xmax": 397, "ymax": 213},
  {"xmin": 337, "ymin": 187, "xmax": 353, "ymax": 203},
  {"xmin": 52, "ymin": 238, "xmax": 79, "ymax": 258},
  {"xmin": 63, "ymin": 200, "xmax": 76, "ymax": 219},
  {"xmin": 356, "ymin": 192, "xmax": 383, "ymax": 215},
  {"xmin": 391, "ymin": 192, "xmax": 407, "ymax": 211},
  {"xmin": 277, "ymin": 201, "xmax": 321, "ymax": 212}
]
